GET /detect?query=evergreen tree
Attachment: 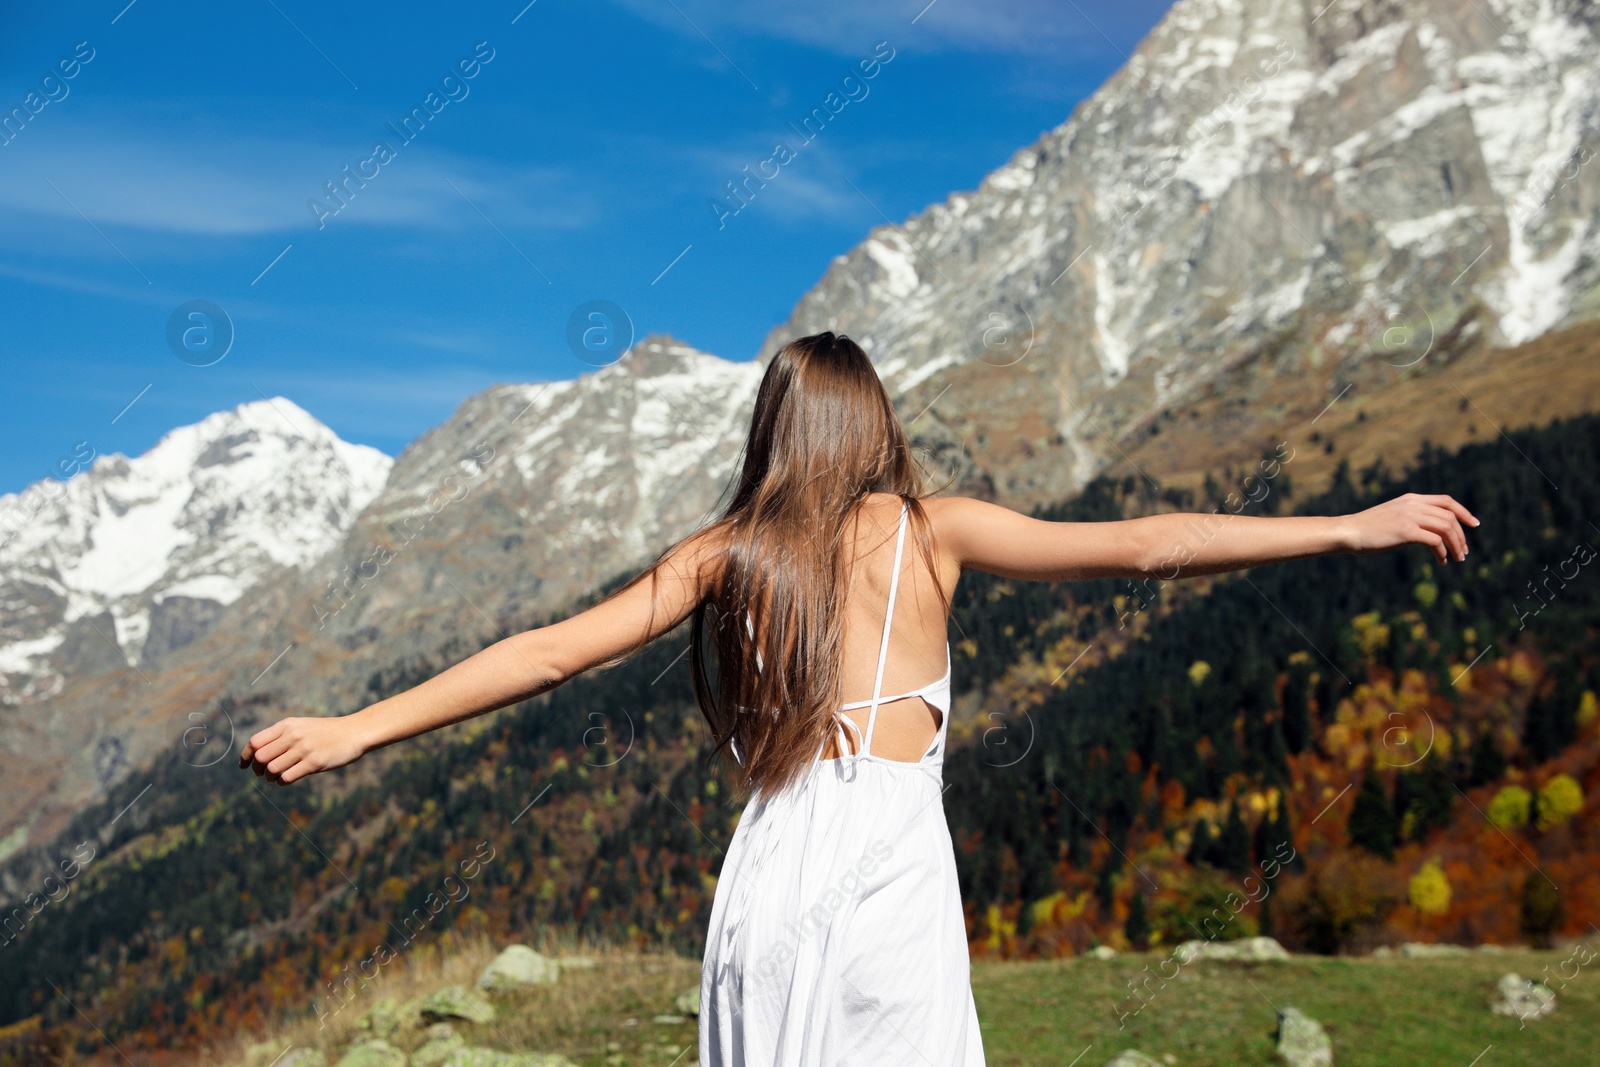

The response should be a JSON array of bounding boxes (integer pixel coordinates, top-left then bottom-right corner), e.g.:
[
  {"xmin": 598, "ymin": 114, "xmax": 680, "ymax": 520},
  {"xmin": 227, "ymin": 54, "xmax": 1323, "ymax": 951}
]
[
  {"xmin": 1125, "ymin": 890, "xmax": 1149, "ymax": 950},
  {"xmin": 1407, "ymin": 755, "xmax": 1455, "ymax": 839},
  {"xmin": 1186, "ymin": 817, "xmax": 1215, "ymax": 868},
  {"xmin": 1282, "ymin": 665, "xmax": 1313, "ymax": 754},
  {"xmin": 1216, "ymin": 803, "xmax": 1251, "ymax": 875},
  {"xmin": 1468, "ymin": 729, "xmax": 1507, "ymax": 786},
  {"xmin": 1347, "ymin": 772, "xmax": 1398, "ymax": 860},
  {"xmin": 1520, "ymin": 875, "xmax": 1564, "ymax": 949}
]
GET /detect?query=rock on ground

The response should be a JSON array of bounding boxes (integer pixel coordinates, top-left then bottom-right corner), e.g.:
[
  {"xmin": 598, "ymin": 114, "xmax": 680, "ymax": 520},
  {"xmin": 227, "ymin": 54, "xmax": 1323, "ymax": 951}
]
[
  {"xmin": 1088, "ymin": 945, "xmax": 1118, "ymax": 960},
  {"xmin": 1276, "ymin": 1006, "xmax": 1333, "ymax": 1067},
  {"xmin": 674, "ymin": 986, "xmax": 701, "ymax": 1017},
  {"xmin": 272, "ymin": 1050, "xmax": 328, "ymax": 1067},
  {"xmin": 432, "ymin": 1050, "xmax": 574, "ymax": 1067},
  {"xmin": 1398, "ymin": 942, "xmax": 1473, "ymax": 958},
  {"xmin": 356, "ymin": 997, "xmax": 403, "ymax": 1039},
  {"xmin": 477, "ymin": 945, "xmax": 561, "ymax": 992},
  {"xmin": 334, "ymin": 1040, "xmax": 407, "ymax": 1067},
  {"xmin": 420, "ymin": 986, "xmax": 497, "ymax": 1024},
  {"xmin": 1104, "ymin": 1052, "xmax": 1162, "ymax": 1066},
  {"xmin": 1490, "ymin": 973, "xmax": 1557, "ymax": 1022},
  {"xmin": 410, "ymin": 1023, "xmax": 467, "ymax": 1067},
  {"xmin": 1177, "ymin": 936, "xmax": 1291, "ymax": 962}
]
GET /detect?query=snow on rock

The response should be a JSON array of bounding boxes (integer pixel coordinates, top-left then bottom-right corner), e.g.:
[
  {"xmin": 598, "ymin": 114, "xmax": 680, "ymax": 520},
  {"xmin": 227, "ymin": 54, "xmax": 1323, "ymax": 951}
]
[{"xmin": 0, "ymin": 398, "xmax": 391, "ymax": 684}]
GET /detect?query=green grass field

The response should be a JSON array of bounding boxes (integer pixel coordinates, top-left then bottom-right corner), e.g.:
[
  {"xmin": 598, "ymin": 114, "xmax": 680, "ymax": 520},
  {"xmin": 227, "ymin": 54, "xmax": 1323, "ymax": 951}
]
[
  {"xmin": 971, "ymin": 949, "xmax": 1593, "ymax": 1066},
  {"xmin": 220, "ymin": 943, "xmax": 1595, "ymax": 1066}
]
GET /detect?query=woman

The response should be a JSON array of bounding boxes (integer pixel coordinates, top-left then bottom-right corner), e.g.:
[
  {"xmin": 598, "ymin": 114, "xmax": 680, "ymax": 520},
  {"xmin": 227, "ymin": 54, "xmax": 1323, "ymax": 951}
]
[{"xmin": 240, "ymin": 332, "xmax": 1477, "ymax": 1065}]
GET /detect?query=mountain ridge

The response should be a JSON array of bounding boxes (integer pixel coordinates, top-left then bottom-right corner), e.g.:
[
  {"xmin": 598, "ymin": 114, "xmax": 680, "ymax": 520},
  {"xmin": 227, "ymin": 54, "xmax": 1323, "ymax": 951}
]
[{"xmin": 4, "ymin": 0, "xmax": 1600, "ymax": 915}]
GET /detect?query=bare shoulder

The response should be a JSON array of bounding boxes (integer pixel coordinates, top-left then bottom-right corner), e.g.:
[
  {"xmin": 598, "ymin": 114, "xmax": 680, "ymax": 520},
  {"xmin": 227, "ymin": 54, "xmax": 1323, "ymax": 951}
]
[{"xmin": 921, "ymin": 495, "xmax": 1016, "ymax": 569}]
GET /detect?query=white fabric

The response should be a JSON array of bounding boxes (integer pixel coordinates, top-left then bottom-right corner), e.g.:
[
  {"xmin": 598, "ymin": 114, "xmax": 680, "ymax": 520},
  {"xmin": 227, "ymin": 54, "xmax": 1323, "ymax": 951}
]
[{"xmin": 701, "ymin": 501, "xmax": 984, "ymax": 1065}]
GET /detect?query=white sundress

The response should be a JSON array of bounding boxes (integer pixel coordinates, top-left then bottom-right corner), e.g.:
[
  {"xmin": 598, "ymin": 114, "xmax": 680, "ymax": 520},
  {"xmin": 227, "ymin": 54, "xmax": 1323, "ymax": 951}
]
[{"xmin": 700, "ymin": 501, "xmax": 986, "ymax": 1066}]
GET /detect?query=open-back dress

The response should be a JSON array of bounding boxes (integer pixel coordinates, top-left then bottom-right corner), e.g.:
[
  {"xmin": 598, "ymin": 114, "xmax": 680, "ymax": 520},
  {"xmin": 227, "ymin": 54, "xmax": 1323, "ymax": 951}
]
[{"xmin": 699, "ymin": 501, "xmax": 986, "ymax": 1065}]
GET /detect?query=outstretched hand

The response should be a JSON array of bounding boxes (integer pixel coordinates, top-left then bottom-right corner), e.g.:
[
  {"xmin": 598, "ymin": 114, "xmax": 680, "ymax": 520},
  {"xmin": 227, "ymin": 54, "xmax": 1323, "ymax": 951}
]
[
  {"xmin": 1345, "ymin": 492, "xmax": 1479, "ymax": 565},
  {"xmin": 238, "ymin": 714, "xmax": 369, "ymax": 785}
]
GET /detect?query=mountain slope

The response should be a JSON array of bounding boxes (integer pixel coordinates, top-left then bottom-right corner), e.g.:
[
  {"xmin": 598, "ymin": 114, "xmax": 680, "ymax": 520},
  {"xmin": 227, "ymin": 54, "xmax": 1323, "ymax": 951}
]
[
  {"xmin": 0, "ymin": 398, "xmax": 389, "ymax": 696},
  {"xmin": 0, "ymin": 339, "xmax": 765, "ymax": 865},
  {"xmin": 761, "ymin": 0, "xmax": 1600, "ymax": 504}
]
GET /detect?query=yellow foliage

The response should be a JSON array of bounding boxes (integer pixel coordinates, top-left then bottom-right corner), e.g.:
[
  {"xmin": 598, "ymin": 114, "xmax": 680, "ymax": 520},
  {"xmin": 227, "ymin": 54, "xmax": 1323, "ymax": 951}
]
[
  {"xmin": 1578, "ymin": 691, "xmax": 1598, "ymax": 732},
  {"xmin": 1028, "ymin": 890, "xmax": 1089, "ymax": 929},
  {"xmin": 1188, "ymin": 660, "xmax": 1212, "ymax": 686},
  {"xmin": 1537, "ymin": 774, "xmax": 1584, "ymax": 830},
  {"xmin": 1351, "ymin": 611, "xmax": 1390, "ymax": 655},
  {"xmin": 1030, "ymin": 892, "xmax": 1065, "ymax": 928},
  {"xmin": 1506, "ymin": 651, "xmax": 1537, "ymax": 688},
  {"xmin": 984, "ymin": 902, "xmax": 1017, "ymax": 951},
  {"xmin": 1487, "ymin": 785, "xmax": 1531, "ymax": 830},
  {"xmin": 1413, "ymin": 581, "xmax": 1438, "ymax": 609},
  {"xmin": 1288, "ymin": 650, "xmax": 1313, "ymax": 666},
  {"xmin": 1409, "ymin": 859, "xmax": 1451, "ymax": 915}
]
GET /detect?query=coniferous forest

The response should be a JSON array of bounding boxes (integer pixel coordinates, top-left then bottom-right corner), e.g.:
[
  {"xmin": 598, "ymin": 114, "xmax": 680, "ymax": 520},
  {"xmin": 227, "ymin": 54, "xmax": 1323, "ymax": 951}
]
[{"xmin": 2, "ymin": 412, "xmax": 1597, "ymax": 1062}]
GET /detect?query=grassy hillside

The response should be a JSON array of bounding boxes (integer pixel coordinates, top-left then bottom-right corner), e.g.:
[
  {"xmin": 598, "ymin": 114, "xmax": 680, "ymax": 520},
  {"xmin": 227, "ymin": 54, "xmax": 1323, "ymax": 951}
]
[
  {"xmin": 171, "ymin": 939, "xmax": 1599, "ymax": 1067},
  {"xmin": 4, "ymin": 348, "xmax": 1600, "ymax": 1064}
]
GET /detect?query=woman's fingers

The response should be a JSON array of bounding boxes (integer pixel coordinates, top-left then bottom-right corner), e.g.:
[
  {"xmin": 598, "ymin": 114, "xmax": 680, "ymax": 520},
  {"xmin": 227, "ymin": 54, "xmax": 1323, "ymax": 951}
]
[
  {"xmin": 239, "ymin": 722, "xmax": 282, "ymax": 767},
  {"xmin": 1418, "ymin": 511, "xmax": 1464, "ymax": 563},
  {"xmin": 249, "ymin": 736, "xmax": 294, "ymax": 775}
]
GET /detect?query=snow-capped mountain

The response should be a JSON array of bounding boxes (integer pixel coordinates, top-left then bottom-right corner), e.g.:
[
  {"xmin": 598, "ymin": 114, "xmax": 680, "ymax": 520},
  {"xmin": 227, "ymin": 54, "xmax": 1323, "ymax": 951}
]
[
  {"xmin": 209, "ymin": 335, "xmax": 767, "ymax": 717},
  {"xmin": 761, "ymin": 0, "xmax": 1600, "ymax": 501},
  {"xmin": 0, "ymin": 398, "xmax": 391, "ymax": 701},
  {"xmin": 3, "ymin": 0, "xmax": 1600, "ymax": 869}
]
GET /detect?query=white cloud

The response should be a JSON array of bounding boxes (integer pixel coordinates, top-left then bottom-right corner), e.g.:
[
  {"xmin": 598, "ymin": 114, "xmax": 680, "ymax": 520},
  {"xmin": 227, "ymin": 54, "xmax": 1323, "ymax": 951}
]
[
  {"xmin": 0, "ymin": 126, "xmax": 593, "ymax": 239},
  {"xmin": 604, "ymin": 0, "xmax": 1150, "ymax": 58}
]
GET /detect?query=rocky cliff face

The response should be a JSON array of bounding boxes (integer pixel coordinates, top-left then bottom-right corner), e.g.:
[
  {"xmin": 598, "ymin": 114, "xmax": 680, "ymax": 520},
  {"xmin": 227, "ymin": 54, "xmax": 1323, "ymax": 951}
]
[
  {"xmin": 3, "ymin": 0, "xmax": 1599, "ymax": 872},
  {"xmin": 0, "ymin": 399, "xmax": 390, "ymax": 700},
  {"xmin": 0, "ymin": 339, "xmax": 764, "ymax": 864},
  {"xmin": 759, "ymin": 0, "xmax": 1600, "ymax": 503}
]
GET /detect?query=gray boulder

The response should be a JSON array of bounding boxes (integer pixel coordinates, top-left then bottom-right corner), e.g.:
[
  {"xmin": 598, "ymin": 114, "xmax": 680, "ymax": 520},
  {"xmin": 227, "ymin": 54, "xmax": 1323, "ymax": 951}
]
[
  {"xmin": 1275, "ymin": 1006, "xmax": 1333, "ymax": 1067},
  {"xmin": 1398, "ymin": 942, "xmax": 1471, "ymax": 958},
  {"xmin": 356, "ymin": 997, "xmax": 403, "ymax": 1039},
  {"xmin": 1489, "ymin": 973, "xmax": 1556, "ymax": 1022},
  {"xmin": 1088, "ymin": 945, "xmax": 1119, "ymax": 960},
  {"xmin": 1105, "ymin": 1053, "xmax": 1161, "ymax": 1066},
  {"xmin": 437, "ymin": 1050, "xmax": 575, "ymax": 1067},
  {"xmin": 333, "ymin": 1040, "xmax": 407, "ymax": 1067},
  {"xmin": 477, "ymin": 945, "xmax": 561, "ymax": 992},
  {"xmin": 273, "ymin": 1049, "xmax": 329, "ymax": 1067},
  {"xmin": 1178, "ymin": 936, "xmax": 1291, "ymax": 962},
  {"xmin": 410, "ymin": 1023, "xmax": 467, "ymax": 1067},
  {"xmin": 419, "ymin": 986, "xmax": 497, "ymax": 1025}
]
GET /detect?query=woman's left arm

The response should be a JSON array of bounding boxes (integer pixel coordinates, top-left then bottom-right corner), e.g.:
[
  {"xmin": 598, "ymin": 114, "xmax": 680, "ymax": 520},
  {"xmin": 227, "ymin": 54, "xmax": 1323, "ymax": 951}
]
[{"xmin": 239, "ymin": 530, "xmax": 718, "ymax": 784}]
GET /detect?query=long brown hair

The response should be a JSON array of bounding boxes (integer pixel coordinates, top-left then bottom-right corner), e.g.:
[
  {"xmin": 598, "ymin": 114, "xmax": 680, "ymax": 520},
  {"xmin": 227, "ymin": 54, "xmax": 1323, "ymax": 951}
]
[{"xmin": 593, "ymin": 332, "xmax": 952, "ymax": 797}]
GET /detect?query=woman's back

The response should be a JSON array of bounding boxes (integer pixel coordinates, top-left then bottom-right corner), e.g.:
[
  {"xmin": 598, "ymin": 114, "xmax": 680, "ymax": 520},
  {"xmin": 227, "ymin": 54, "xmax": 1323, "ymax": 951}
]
[{"xmin": 826, "ymin": 492, "xmax": 960, "ymax": 762}]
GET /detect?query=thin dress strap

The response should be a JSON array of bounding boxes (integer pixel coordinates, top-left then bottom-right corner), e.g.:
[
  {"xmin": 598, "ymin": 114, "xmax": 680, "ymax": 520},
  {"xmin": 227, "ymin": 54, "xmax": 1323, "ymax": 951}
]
[{"xmin": 861, "ymin": 501, "xmax": 910, "ymax": 756}]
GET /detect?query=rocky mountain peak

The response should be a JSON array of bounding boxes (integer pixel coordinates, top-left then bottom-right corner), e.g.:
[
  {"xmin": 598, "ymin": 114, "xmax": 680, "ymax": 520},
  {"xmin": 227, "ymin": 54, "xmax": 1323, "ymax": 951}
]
[{"xmin": 0, "ymin": 397, "xmax": 391, "ymax": 696}]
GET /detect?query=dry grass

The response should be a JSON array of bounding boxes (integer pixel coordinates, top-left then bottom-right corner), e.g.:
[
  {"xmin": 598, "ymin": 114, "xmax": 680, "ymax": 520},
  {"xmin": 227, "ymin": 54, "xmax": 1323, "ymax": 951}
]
[
  {"xmin": 1123, "ymin": 317, "xmax": 1600, "ymax": 503},
  {"xmin": 204, "ymin": 933, "xmax": 700, "ymax": 1067}
]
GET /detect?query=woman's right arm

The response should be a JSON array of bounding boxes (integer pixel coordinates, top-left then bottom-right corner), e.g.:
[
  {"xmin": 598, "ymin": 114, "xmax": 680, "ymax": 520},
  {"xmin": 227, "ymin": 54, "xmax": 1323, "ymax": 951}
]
[{"xmin": 930, "ymin": 492, "xmax": 1478, "ymax": 582}]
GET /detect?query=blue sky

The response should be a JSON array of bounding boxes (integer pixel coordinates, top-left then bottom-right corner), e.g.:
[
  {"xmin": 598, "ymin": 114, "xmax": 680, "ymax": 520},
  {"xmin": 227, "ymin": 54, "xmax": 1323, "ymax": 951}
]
[{"xmin": 0, "ymin": 0, "xmax": 1172, "ymax": 494}]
